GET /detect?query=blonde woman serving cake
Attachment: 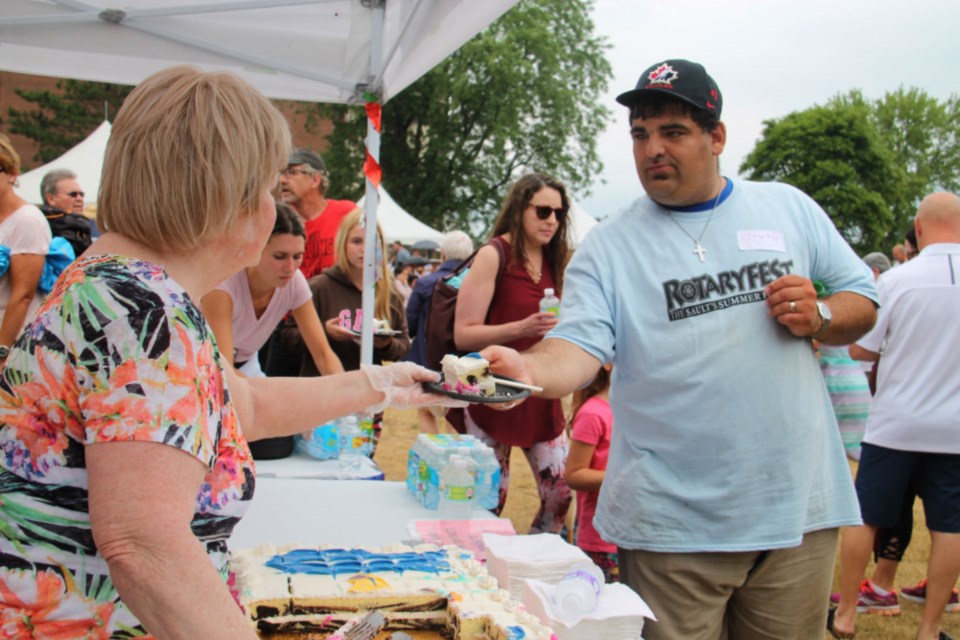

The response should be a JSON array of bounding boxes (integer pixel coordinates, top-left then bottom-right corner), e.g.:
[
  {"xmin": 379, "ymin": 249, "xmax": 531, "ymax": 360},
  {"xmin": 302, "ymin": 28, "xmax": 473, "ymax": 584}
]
[{"xmin": 0, "ymin": 66, "xmax": 457, "ymax": 638}]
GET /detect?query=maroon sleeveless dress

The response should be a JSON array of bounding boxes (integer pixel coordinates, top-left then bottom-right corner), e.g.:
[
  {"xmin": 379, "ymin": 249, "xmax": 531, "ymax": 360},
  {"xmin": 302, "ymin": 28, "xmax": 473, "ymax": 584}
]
[{"xmin": 466, "ymin": 236, "xmax": 565, "ymax": 447}]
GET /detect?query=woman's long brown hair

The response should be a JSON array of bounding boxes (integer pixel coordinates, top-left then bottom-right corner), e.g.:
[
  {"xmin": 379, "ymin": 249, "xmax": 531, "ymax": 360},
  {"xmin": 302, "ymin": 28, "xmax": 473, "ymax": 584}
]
[{"xmin": 489, "ymin": 172, "xmax": 572, "ymax": 294}]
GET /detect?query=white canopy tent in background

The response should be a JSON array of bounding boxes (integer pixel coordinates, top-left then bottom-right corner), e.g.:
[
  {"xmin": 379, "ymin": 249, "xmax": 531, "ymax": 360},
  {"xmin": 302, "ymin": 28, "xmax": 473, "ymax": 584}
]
[
  {"xmin": 13, "ymin": 118, "xmax": 596, "ymax": 245},
  {"xmin": 0, "ymin": 0, "xmax": 519, "ymax": 362},
  {"xmin": 13, "ymin": 115, "xmax": 598, "ymax": 246},
  {"xmin": 0, "ymin": 1, "xmax": 516, "ymax": 104},
  {"xmin": 14, "ymin": 120, "xmax": 111, "ymax": 206},
  {"xmin": 570, "ymin": 200, "xmax": 598, "ymax": 247},
  {"xmin": 356, "ymin": 188, "xmax": 442, "ymax": 246},
  {"xmin": 362, "ymin": 190, "xmax": 599, "ymax": 247}
]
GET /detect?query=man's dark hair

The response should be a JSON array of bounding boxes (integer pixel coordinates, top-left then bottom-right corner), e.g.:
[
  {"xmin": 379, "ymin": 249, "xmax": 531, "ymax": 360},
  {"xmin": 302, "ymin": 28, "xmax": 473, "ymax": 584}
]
[{"xmin": 629, "ymin": 93, "xmax": 720, "ymax": 133}]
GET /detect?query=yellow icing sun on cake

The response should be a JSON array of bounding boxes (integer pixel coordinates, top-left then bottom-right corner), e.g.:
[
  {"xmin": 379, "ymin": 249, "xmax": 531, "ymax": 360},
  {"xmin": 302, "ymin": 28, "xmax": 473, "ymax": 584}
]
[
  {"xmin": 440, "ymin": 353, "xmax": 496, "ymax": 397},
  {"xmin": 229, "ymin": 543, "xmax": 555, "ymax": 639}
]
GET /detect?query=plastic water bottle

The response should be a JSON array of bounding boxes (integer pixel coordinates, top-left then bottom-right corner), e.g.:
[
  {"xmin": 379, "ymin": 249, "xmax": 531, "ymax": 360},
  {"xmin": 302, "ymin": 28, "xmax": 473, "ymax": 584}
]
[
  {"xmin": 406, "ymin": 437, "xmax": 425, "ymax": 500},
  {"xmin": 539, "ymin": 287, "xmax": 560, "ymax": 317},
  {"xmin": 358, "ymin": 415, "xmax": 375, "ymax": 456},
  {"xmin": 422, "ymin": 436, "xmax": 445, "ymax": 509},
  {"xmin": 438, "ymin": 454, "xmax": 476, "ymax": 518},
  {"xmin": 553, "ymin": 565, "xmax": 604, "ymax": 621},
  {"xmin": 295, "ymin": 420, "xmax": 340, "ymax": 459},
  {"xmin": 339, "ymin": 415, "xmax": 363, "ymax": 455},
  {"xmin": 471, "ymin": 442, "xmax": 502, "ymax": 511}
]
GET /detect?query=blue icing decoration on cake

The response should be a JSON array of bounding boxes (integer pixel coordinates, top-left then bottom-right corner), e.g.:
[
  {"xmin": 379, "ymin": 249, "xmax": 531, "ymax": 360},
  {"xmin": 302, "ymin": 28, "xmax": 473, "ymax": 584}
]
[
  {"xmin": 506, "ymin": 625, "xmax": 527, "ymax": 639},
  {"xmin": 265, "ymin": 548, "xmax": 452, "ymax": 577}
]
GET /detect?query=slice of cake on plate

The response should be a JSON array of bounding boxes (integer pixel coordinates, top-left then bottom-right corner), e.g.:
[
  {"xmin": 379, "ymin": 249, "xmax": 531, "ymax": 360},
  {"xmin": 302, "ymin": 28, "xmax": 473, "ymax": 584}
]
[
  {"xmin": 440, "ymin": 353, "xmax": 496, "ymax": 397},
  {"xmin": 373, "ymin": 318, "xmax": 392, "ymax": 334}
]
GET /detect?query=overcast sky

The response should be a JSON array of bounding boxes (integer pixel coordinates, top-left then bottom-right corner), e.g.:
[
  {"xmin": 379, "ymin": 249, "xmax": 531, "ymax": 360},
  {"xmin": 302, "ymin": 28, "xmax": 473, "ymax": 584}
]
[{"xmin": 577, "ymin": 0, "xmax": 959, "ymax": 219}]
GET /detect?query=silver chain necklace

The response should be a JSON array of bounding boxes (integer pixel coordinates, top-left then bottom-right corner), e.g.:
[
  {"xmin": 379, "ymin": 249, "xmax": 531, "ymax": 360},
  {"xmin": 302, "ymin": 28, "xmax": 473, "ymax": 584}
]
[{"xmin": 664, "ymin": 186, "xmax": 724, "ymax": 263}]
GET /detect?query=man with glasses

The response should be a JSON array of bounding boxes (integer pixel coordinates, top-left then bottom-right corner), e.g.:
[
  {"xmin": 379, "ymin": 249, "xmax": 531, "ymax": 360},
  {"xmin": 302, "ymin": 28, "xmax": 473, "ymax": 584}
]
[
  {"xmin": 266, "ymin": 149, "xmax": 356, "ymax": 376},
  {"xmin": 483, "ymin": 59, "xmax": 878, "ymax": 639},
  {"xmin": 278, "ymin": 148, "xmax": 356, "ymax": 279},
  {"xmin": 39, "ymin": 168, "xmax": 93, "ymax": 258}
]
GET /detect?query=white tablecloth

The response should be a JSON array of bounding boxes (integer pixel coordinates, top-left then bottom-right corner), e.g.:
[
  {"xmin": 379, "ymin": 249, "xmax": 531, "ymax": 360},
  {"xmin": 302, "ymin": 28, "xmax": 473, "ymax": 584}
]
[
  {"xmin": 253, "ymin": 450, "xmax": 383, "ymax": 480},
  {"xmin": 229, "ymin": 478, "xmax": 499, "ymax": 549}
]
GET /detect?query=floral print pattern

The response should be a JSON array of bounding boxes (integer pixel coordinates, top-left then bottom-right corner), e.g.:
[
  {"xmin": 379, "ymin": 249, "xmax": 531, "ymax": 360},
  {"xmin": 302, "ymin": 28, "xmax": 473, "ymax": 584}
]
[{"xmin": 0, "ymin": 255, "xmax": 254, "ymax": 638}]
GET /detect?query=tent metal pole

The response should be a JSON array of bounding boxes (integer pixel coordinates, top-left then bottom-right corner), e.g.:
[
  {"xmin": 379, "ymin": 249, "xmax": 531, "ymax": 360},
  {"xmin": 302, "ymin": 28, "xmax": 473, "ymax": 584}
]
[{"xmin": 359, "ymin": 0, "xmax": 385, "ymax": 367}]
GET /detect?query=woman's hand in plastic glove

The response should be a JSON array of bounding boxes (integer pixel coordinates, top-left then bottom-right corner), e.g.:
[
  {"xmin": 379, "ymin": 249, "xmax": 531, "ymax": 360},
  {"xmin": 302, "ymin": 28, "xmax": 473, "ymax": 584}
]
[{"xmin": 360, "ymin": 362, "xmax": 468, "ymax": 415}]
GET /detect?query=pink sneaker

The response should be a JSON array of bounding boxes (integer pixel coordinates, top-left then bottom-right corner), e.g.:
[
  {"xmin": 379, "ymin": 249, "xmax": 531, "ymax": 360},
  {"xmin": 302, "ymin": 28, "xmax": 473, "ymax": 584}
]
[
  {"xmin": 900, "ymin": 580, "xmax": 960, "ymax": 613},
  {"xmin": 829, "ymin": 579, "xmax": 901, "ymax": 615}
]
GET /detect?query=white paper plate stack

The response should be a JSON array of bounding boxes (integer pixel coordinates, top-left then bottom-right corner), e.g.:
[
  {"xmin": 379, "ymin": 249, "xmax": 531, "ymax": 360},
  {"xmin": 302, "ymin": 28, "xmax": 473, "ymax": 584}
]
[
  {"xmin": 520, "ymin": 578, "xmax": 656, "ymax": 640},
  {"xmin": 481, "ymin": 532, "xmax": 594, "ymax": 598}
]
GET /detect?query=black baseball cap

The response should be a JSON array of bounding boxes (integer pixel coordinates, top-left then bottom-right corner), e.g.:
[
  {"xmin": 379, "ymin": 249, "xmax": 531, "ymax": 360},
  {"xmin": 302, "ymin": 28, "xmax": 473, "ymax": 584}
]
[
  {"xmin": 288, "ymin": 148, "xmax": 328, "ymax": 175},
  {"xmin": 616, "ymin": 59, "xmax": 722, "ymax": 117}
]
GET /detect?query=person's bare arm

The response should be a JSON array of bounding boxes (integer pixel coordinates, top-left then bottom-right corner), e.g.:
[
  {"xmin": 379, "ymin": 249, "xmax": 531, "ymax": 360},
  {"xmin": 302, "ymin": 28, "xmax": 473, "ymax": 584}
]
[
  {"xmin": 224, "ymin": 359, "xmax": 453, "ymax": 441},
  {"xmin": 849, "ymin": 343, "xmax": 879, "ymax": 362},
  {"xmin": 292, "ymin": 301, "xmax": 344, "ymax": 375},
  {"xmin": 482, "ymin": 338, "xmax": 601, "ymax": 399},
  {"xmin": 200, "ymin": 290, "xmax": 236, "ymax": 366},
  {"xmin": 87, "ymin": 441, "xmax": 258, "ymax": 639},
  {"xmin": 0, "ymin": 253, "xmax": 46, "ymax": 347},
  {"xmin": 765, "ymin": 275, "xmax": 877, "ymax": 345},
  {"xmin": 454, "ymin": 244, "xmax": 556, "ymax": 352},
  {"xmin": 565, "ymin": 439, "xmax": 604, "ymax": 492}
]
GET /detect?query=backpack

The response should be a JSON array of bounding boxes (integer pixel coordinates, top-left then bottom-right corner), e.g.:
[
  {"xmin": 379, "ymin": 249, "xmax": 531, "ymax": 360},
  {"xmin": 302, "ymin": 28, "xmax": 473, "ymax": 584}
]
[
  {"xmin": 423, "ymin": 239, "xmax": 506, "ymax": 373},
  {"xmin": 41, "ymin": 205, "xmax": 93, "ymax": 259},
  {"xmin": 39, "ymin": 237, "xmax": 76, "ymax": 293}
]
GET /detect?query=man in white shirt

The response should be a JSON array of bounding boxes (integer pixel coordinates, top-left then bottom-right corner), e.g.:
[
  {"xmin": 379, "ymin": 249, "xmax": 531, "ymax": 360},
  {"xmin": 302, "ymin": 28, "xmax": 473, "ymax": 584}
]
[{"xmin": 836, "ymin": 192, "xmax": 960, "ymax": 640}]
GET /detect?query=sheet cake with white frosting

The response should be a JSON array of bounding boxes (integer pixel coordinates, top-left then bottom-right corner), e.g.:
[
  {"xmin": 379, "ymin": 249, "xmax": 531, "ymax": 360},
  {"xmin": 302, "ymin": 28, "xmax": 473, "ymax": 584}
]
[{"xmin": 230, "ymin": 543, "xmax": 555, "ymax": 639}]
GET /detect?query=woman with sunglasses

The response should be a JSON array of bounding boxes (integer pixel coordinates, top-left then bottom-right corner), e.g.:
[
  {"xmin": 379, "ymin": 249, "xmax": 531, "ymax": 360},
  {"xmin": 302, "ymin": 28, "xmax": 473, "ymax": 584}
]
[{"xmin": 453, "ymin": 172, "xmax": 573, "ymax": 533}]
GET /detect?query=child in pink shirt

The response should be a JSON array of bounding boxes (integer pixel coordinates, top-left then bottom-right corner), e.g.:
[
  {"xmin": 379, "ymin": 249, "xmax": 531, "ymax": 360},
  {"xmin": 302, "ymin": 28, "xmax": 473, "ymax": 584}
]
[{"xmin": 565, "ymin": 364, "xmax": 618, "ymax": 582}]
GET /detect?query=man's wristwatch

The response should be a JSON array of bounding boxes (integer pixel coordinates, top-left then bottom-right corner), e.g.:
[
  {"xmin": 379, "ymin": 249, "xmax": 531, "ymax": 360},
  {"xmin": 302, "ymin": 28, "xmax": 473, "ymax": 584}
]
[
  {"xmin": 0, "ymin": 345, "xmax": 9, "ymax": 359},
  {"xmin": 811, "ymin": 302, "xmax": 832, "ymax": 339}
]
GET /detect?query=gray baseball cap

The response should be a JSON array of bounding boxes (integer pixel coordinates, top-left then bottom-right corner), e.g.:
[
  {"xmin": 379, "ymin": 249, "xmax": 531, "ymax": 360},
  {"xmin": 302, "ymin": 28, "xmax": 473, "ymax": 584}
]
[{"xmin": 288, "ymin": 148, "xmax": 327, "ymax": 175}]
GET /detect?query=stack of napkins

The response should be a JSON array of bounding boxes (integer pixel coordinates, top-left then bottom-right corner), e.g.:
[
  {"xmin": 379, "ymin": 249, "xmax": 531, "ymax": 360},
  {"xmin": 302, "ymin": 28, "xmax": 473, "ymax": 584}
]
[
  {"xmin": 481, "ymin": 533, "xmax": 594, "ymax": 598},
  {"xmin": 520, "ymin": 578, "xmax": 656, "ymax": 640}
]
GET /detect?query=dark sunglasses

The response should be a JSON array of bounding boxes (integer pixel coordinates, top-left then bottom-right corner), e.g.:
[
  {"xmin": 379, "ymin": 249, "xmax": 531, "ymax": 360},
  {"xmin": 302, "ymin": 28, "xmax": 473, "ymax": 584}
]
[
  {"xmin": 531, "ymin": 205, "xmax": 567, "ymax": 222},
  {"xmin": 64, "ymin": 191, "xmax": 85, "ymax": 198}
]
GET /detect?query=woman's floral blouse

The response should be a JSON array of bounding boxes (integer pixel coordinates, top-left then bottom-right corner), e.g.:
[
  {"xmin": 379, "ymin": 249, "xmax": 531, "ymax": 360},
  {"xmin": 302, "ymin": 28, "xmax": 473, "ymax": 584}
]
[{"xmin": 0, "ymin": 255, "xmax": 254, "ymax": 638}]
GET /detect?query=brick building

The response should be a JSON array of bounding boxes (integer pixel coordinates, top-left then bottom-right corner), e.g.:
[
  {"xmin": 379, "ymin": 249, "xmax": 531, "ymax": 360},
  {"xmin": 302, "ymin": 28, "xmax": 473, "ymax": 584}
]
[{"xmin": 0, "ymin": 71, "xmax": 331, "ymax": 173}]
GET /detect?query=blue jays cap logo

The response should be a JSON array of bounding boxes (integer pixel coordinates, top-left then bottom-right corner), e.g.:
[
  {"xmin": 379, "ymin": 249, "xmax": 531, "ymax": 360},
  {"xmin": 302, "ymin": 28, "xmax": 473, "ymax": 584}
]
[{"xmin": 646, "ymin": 63, "xmax": 679, "ymax": 87}]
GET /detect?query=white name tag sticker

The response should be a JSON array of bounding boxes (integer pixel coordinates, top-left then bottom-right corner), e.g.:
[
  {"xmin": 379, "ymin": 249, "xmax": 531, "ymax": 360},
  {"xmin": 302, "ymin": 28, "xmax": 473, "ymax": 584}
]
[{"xmin": 737, "ymin": 230, "xmax": 786, "ymax": 252}]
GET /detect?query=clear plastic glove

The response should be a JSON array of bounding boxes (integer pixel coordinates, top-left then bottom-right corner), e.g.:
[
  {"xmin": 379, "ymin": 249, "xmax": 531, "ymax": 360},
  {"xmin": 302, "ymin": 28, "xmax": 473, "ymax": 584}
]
[{"xmin": 360, "ymin": 362, "xmax": 469, "ymax": 415}]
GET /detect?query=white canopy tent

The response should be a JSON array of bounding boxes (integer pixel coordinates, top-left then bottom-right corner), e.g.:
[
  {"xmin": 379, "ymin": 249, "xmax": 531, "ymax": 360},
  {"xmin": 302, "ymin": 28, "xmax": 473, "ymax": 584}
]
[
  {"xmin": 0, "ymin": 0, "xmax": 519, "ymax": 362},
  {"xmin": 356, "ymin": 187, "xmax": 442, "ymax": 246},
  {"xmin": 570, "ymin": 200, "xmax": 598, "ymax": 247},
  {"xmin": 14, "ymin": 120, "xmax": 111, "ymax": 205},
  {"xmin": 0, "ymin": 1, "xmax": 516, "ymax": 104}
]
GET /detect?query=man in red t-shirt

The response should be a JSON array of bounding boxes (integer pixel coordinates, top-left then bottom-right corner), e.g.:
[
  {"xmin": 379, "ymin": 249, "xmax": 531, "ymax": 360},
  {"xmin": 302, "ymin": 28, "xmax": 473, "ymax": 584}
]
[
  {"xmin": 279, "ymin": 148, "xmax": 356, "ymax": 278},
  {"xmin": 264, "ymin": 149, "xmax": 356, "ymax": 376}
]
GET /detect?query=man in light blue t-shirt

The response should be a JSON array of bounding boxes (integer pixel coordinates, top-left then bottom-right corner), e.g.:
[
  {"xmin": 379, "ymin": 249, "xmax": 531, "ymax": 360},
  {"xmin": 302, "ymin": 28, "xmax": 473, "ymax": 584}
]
[{"xmin": 483, "ymin": 59, "xmax": 878, "ymax": 640}]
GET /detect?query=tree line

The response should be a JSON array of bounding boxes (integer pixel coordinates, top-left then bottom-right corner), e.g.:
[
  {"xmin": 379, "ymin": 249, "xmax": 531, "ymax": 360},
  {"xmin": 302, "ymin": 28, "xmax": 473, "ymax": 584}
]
[
  {"xmin": 741, "ymin": 88, "xmax": 960, "ymax": 255},
  {"xmin": 4, "ymin": 0, "xmax": 957, "ymax": 254}
]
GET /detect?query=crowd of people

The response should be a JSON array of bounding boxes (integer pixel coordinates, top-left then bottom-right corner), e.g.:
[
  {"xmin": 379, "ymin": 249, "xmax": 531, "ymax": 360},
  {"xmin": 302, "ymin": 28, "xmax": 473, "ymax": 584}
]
[{"xmin": 0, "ymin": 55, "xmax": 956, "ymax": 640}]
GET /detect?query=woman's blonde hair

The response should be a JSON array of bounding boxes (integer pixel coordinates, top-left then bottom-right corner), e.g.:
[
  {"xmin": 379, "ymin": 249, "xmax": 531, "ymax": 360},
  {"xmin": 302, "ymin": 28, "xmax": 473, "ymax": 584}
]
[
  {"xmin": 334, "ymin": 208, "xmax": 393, "ymax": 322},
  {"xmin": 98, "ymin": 65, "xmax": 291, "ymax": 252},
  {"xmin": 0, "ymin": 133, "xmax": 21, "ymax": 176}
]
